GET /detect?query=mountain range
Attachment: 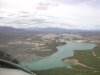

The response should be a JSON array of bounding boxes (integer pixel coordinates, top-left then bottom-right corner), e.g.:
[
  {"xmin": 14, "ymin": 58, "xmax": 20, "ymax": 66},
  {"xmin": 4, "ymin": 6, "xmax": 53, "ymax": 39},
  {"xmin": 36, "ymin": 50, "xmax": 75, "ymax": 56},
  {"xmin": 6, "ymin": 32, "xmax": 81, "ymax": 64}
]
[{"xmin": 0, "ymin": 26, "xmax": 100, "ymax": 34}]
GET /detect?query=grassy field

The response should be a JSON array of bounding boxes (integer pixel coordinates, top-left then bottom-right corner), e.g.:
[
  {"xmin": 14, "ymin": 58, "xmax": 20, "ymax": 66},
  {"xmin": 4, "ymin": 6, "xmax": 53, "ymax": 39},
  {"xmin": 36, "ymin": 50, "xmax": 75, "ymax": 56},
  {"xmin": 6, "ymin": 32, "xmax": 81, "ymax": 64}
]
[{"xmin": 34, "ymin": 46, "xmax": 100, "ymax": 75}]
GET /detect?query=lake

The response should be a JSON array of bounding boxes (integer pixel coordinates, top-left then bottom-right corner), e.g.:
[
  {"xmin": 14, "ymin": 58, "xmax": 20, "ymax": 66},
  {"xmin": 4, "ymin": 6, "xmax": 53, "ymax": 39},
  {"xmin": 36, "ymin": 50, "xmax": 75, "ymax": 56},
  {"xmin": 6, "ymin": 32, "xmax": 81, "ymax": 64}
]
[{"xmin": 20, "ymin": 41, "xmax": 96, "ymax": 70}]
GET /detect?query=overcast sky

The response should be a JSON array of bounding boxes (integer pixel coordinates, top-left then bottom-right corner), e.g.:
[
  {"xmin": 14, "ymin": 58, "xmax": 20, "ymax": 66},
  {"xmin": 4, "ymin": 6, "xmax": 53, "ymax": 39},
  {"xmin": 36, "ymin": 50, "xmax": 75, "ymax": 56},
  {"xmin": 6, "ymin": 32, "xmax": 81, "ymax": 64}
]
[{"xmin": 0, "ymin": 0, "xmax": 100, "ymax": 30}]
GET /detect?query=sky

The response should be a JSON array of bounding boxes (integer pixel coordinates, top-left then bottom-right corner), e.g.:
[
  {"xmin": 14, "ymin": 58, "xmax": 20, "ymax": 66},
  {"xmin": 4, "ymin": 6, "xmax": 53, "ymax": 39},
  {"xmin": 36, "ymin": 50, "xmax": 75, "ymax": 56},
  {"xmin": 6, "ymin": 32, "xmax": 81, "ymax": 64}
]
[{"xmin": 0, "ymin": 0, "xmax": 100, "ymax": 30}]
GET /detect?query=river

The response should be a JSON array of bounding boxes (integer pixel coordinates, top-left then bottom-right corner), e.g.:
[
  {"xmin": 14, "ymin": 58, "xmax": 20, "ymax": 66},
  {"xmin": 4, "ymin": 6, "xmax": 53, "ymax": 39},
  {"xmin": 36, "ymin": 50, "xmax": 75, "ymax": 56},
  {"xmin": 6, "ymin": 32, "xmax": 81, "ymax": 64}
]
[{"xmin": 20, "ymin": 41, "xmax": 97, "ymax": 70}]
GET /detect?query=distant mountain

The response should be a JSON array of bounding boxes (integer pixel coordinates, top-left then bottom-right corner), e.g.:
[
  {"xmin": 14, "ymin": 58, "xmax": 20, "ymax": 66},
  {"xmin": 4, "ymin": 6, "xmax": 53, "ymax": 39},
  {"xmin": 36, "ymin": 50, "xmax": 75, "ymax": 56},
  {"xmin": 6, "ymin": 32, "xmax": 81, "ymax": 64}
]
[
  {"xmin": 0, "ymin": 26, "xmax": 100, "ymax": 40},
  {"xmin": 24, "ymin": 27, "xmax": 100, "ymax": 38},
  {"xmin": 0, "ymin": 26, "xmax": 16, "ymax": 31},
  {"xmin": 25, "ymin": 27, "xmax": 84, "ymax": 33},
  {"xmin": 0, "ymin": 26, "xmax": 26, "ymax": 36},
  {"xmin": 0, "ymin": 26, "xmax": 100, "ymax": 34}
]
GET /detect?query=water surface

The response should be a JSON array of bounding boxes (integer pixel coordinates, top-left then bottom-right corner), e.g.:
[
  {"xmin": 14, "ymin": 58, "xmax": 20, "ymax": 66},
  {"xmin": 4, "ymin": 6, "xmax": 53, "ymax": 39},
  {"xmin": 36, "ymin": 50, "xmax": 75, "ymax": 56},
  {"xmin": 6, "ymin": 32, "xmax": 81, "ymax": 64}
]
[{"xmin": 20, "ymin": 41, "xmax": 96, "ymax": 70}]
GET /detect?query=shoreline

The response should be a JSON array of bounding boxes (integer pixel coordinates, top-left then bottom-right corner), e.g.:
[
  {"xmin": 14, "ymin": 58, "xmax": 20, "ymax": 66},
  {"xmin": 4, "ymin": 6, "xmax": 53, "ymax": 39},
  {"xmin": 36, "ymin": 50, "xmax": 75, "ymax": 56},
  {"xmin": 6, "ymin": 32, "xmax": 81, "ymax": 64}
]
[
  {"xmin": 35, "ymin": 41, "xmax": 66, "ymax": 57},
  {"xmin": 62, "ymin": 45, "xmax": 99, "ymax": 69}
]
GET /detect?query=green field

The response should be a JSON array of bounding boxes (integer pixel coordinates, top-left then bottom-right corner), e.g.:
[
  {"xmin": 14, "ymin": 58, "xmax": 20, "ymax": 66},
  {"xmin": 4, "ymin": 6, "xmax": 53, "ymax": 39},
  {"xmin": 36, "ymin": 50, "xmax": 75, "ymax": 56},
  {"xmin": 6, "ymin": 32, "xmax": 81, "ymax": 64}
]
[{"xmin": 34, "ymin": 46, "xmax": 100, "ymax": 75}]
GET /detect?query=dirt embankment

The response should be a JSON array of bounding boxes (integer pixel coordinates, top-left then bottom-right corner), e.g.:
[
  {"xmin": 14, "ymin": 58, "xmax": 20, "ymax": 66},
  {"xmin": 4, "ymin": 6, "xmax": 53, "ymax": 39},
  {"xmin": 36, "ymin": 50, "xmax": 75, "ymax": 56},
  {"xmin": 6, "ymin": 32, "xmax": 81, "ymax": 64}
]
[{"xmin": 62, "ymin": 58, "xmax": 95, "ymax": 69}]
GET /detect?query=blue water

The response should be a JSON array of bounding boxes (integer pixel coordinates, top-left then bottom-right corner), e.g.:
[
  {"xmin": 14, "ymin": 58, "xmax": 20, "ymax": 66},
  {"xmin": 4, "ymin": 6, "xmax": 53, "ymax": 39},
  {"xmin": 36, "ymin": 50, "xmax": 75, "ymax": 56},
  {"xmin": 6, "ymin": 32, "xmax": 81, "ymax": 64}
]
[{"xmin": 20, "ymin": 42, "xmax": 96, "ymax": 70}]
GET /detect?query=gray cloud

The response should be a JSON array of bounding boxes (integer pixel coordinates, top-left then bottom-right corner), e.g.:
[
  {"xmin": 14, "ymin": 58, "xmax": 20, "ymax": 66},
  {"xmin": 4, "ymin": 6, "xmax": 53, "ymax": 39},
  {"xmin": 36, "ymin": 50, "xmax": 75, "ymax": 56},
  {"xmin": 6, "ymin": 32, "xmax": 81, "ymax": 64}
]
[
  {"xmin": 36, "ymin": 2, "xmax": 58, "ymax": 10},
  {"xmin": 0, "ymin": 11, "xmax": 73, "ymax": 28},
  {"xmin": 0, "ymin": 16, "xmax": 5, "ymax": 19}
]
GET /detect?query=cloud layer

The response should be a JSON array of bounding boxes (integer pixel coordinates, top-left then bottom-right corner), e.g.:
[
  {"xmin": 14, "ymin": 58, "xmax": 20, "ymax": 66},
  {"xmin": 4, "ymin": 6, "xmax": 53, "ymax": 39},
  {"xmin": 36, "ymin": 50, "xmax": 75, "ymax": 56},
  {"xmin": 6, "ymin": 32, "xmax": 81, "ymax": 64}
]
[{"xmin": 0, "ymin": 0, "xmax": 100, "ymax": 30}]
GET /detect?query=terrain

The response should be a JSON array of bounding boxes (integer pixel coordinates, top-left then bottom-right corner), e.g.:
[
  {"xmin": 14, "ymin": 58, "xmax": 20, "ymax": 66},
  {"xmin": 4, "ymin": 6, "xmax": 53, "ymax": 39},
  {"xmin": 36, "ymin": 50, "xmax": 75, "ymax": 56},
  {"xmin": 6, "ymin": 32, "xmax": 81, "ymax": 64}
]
[{"xmin": 0, "ymin": 26, "xmax": 100, "ymax": 75}]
